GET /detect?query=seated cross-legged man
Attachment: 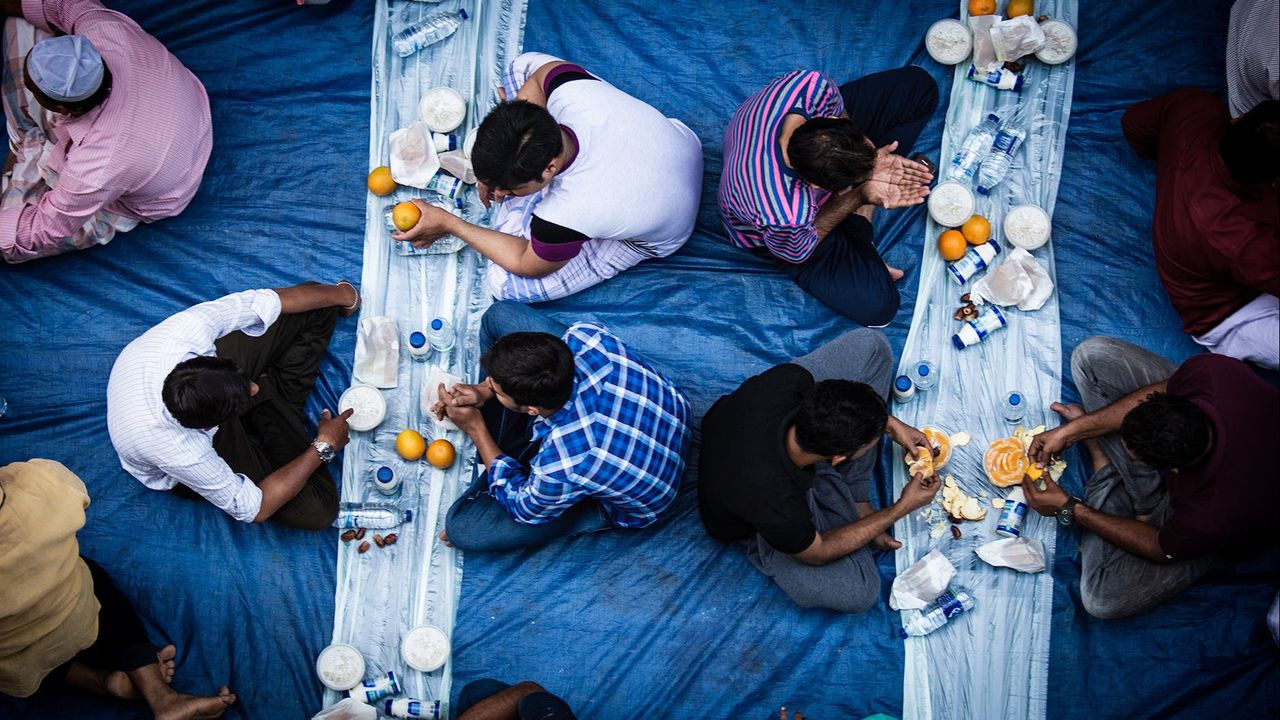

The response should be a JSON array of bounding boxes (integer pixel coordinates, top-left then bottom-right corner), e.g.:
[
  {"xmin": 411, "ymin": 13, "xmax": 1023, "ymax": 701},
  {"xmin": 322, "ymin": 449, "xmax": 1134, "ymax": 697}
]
[
  {"xmin": 717, "ymin": 68, "xmax": 937, "ymax": 327},
  {"xmin": 435, "ymin": 301, "xmax": 692, "ymax": 552},
  {"xmin": 107, "ymin": 283, "xmax": 361, "ymax": 529},
  {"xmin": 697, "ymin": 328, "xmax": 940, "ymax": 613},
  {"xmin": 392, "ymin": 52, "xmax": 703, "ymax": 303},
  {"xmin": 1023, "ymin": 337, "xmax": 1280, "ymax": 619}
]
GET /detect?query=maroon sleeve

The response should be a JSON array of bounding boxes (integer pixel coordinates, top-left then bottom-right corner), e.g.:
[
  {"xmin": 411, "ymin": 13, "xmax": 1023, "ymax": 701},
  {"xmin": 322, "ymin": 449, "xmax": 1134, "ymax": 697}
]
[
  {"xmin": 1165, "ymin": 353, "xmax": 1251, "ymax": 402},
  {"xmin": 1121, "ymin": 88, "xmax": 1223, "ymax": 160}
]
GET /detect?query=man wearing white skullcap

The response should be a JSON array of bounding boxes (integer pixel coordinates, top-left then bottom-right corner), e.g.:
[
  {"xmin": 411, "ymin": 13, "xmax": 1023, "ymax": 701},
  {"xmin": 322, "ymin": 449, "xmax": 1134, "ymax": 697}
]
[{"xmin": 0, "ymin": 0, "xmax": 213, "ymax": 263}]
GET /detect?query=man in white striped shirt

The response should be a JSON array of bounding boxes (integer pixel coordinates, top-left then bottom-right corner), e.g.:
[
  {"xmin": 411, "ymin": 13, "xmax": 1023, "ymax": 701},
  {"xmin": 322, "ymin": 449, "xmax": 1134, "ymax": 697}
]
[{"xmin": 107, "ymin": 282, "xmax": 359, "ymax": 529}]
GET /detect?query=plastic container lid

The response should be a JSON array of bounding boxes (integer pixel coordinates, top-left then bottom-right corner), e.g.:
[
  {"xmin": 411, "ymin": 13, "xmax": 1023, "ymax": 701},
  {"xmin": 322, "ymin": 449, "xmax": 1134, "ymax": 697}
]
[
  {"xmin": 376, "ymin": 466, "xmax": 394, "ymax": 482},
  {"xmin": 409, "ymin": 331, "xmax": 427, "ymax": 348},
  {"xmin": 418, "ymin": 87, "xmax": 467, "ymax": 133},
  {"xmin": 315, "ymin": 643, "xmax": 365, "ymax": 691},
  {"xmin": 1004, "ymin": 204, "xmax": 1051, "ymax": 250},
  {"xmin": 917, "ymin": 363, "xmax": 931, "ymax": 377},
  {"xmin": 1008, "ymin": 392, "xmax": 1022, "ymax": 406},
  {"xmin": 430, "ymin": 318, "xmax": 444, "ymax": 331},
  {"xmin": 401, "ymin": 625, "xmax": 450, "ymax": 672},
  {"xmin": 338, "ymin": 384, "xmax": 387, "ymax": 432},
  {"xmin": 925, "ymin": 19, "xmax": 972, "ymax": 65},
  {"xmin": 927, "ymin": 182, "xmax": 975, "ymax": 228},
  {"xmin": 1036, "ymin": 19, "xmax": 1078, "ymax": 65}
]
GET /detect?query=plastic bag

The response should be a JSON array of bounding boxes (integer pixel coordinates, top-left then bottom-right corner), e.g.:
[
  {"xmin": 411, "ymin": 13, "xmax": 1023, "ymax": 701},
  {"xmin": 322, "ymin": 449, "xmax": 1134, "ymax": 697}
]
[
  {"xmin": 969, "ymin": 15, "xmax": 1000, "ymax": 73},
  {"xmin": 354, "ymin": 316, "xmax": 399, "ymax": 389},
  {"xmin": 389, "ymin": 120, "xmax": 441, "ymax": 189},
  {"xmin": 970, "ymin": 248, "xmax": 1055, "ymax": 311},
  {"xmin": 890, "ymin": 548, "xmax": 957, "ymax": 610},
  {"xmin": 420, "ymin": 366, "xmax": 465, "ymax": 432},
  {"xmin": 311, "ymin": 698, "xmax": 377, "ymax": 720},
  {"xmin": 439, "ymin": 149, "xmax": 477, "ymax": 185},
  {"xmin": 975, "ymin": 537, "xmax": 1046, "ymax": 573},
  {"xmin": 990, "ymin": 15, "xmax": 1046, "ymax": 63}
]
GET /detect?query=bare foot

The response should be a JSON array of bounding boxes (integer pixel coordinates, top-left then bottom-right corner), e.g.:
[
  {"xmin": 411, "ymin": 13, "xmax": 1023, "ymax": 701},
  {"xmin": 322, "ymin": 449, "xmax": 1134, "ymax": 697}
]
[
  {"xmin": 1051, "ymin": 402, "xmax": 1109, "ymax": 470},
  {"xmin": 438, "ymin": 530, "xmax": 453, "ymax": 548},
  {"xmin": 157, "ymin": 645, "xmax": 177, "ymax": 684},
  {"xmin": 151, "ymin": 687, "xmax": 236, "ymax": 720},
  {"xmin": 886, "ymin": 263, "xmax": 905, "ymax": 281},
  {"xmin": 103, "ymin": 647, "xmax": 176, "ymax": 700}
]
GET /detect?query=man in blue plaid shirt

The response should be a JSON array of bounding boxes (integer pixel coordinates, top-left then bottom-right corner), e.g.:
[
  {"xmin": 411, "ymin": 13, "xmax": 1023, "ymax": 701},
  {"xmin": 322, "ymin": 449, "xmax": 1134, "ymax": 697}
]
[{"xmin": 434, "ymin": 301, "xmax": 692, "ymax": 552}]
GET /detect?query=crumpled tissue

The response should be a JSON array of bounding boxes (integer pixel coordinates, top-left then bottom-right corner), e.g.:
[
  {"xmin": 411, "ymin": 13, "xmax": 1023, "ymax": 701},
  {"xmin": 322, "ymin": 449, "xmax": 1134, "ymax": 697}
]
[
  {"xmin": 976, "ymin": 537, "xmax": 1046, "ymax": 573},
  {"xmin": 311, "ymin": 698, "xmax": 376, "ymax": 720},
  {"xmin": 389, "ymin": 120, "xmax": 440, "ymax": 189},
  {"xmin": 420, "ymin": 366, "xmax": 465, "ymax": 433},
  {"xmin": 970, "ymin": 248, "xmax": 1055, "ymax": 311},
  {"xmin": 439, "ymin": 149, "xmax": 477, "ymax": 185},
  {"xmin": 890, "ymin": 548, "xmax": 957, "ymax": 610},
  {"xmin": 990, "ymin": 15, "xmax": 1046, "ymax": 63},
  {"xmin": 354, "ymin": 316, "xmax": 399, "ymax": 389}
]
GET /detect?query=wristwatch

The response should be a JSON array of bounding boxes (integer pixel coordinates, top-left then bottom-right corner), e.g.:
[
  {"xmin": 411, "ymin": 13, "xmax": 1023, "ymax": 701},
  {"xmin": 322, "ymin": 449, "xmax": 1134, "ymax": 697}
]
[
  {"xmin": 312, "ymin": 439, "xmax": 336, "ymax": 463},
  {"xmin": 1056, "ymin": 496, "xmax": 1082, "ymax": 527}
]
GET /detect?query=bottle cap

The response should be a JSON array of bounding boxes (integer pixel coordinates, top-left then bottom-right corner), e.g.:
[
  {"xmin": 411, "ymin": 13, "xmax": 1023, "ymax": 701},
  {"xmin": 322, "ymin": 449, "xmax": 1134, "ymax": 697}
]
[
  {"xmin": 376, "ymin": 466, "xmax": 394, "ymax": 481},
  {"xmin": 987, "ymin": 238, "xmax": 1002, "ymax": 254},
  {"xmin": 899, "ymin": 628, "xmax": 910, "ymax": 639},
  {"xmin": 894, "ymin": 375, "xmax": 914, "ymax": 392},
  {"xmin": 409, "ymin": 331, "xmax": 426, "ymax": 348},
  {"xmin": 976, "ymin": 185, "xmax": 990, "ymax": 195},
  {"xmin": 917, "ymin": 363, "xmax": 931, "ymax": 377},
  {"xmin": 987, "ymin": 113, "xmax": 1000, "ymax": 123},
  {"xmin": 1013, "ymin": 75, "xmax": 1025, "ymax": 92},
  {"xmin": 430, "ymin": 318, "xmax": 443, "ymax": 331},
  {"xmin": 458, "ymin": 7, "xmax": 469, "ymax": 20},
  {"xmin": 404, "ymin": 510, "xmax": 414, "ymax": 522},
  {"xmin": 1009, "ymin": 392, "xmax": 1022, "ymax": 406}
]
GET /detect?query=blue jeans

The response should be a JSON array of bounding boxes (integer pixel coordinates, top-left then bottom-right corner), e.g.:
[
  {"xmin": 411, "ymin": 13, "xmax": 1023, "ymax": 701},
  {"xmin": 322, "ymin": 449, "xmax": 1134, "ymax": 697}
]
[
  {"xmin": 444, "ymin": 302, "xmax": 613, "ymax": 552},
  {"xmin": 454, "ymin": 679, "xmax": 577, "ymax": 719}
]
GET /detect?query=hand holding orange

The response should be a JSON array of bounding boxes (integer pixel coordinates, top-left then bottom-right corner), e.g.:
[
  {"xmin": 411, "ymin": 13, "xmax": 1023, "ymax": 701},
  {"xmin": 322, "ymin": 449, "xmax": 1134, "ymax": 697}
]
[{"xmin": 392, "ymin": 201, "xmax": 422, "ymax": 231}]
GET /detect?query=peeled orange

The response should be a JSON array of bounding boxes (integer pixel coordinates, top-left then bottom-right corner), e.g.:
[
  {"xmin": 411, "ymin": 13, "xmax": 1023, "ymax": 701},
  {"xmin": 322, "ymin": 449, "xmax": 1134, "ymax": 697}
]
[
  {"xmin": 396, "ymin": 429, "xmax": 426, "ymax": 461},
  {"xmin": 961, "ymin": 215, "xmax": 991, "ymax": 245},
  {"xmin": 425, "ymin": 439, "xmax": 456, "ymax": 469},
  {"xmin": 367, "ymin": 166, "xmax": 396, "ymax": 196},
  {"xmin": 967, "ymin": 0, "xmax": 996, "ymax": 15},
  {"xmin": 1006, "ymin": 0, "xmax": 1034, "ymax": 17},
  {"xmin": 903, "ymin": 426, "xmax": 952, "ymax": 478},
  {"xmin": 938, "ymin": 230, "xmax": 968, "ymax": 261},
  {"xmin": 392, "ymin": 201, "xmax": 421, "ymax": 231},
  {"xmin": 984, "ymin": 437, "xmax": 1030, "ymax": 487}
]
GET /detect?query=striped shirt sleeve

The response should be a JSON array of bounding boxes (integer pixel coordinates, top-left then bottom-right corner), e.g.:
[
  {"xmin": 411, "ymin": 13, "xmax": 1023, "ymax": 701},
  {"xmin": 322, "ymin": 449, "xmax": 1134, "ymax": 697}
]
[
  {"xmin": 158, "ymin": 450, "xmax": 263, "ymax": 524},
  {"xmin": 761, "ymin": 223, "xmax": 822, "ymax": 264},
  {"xmin": 488, "ymin": 453, "xmax": 590, "ymax": 525}
]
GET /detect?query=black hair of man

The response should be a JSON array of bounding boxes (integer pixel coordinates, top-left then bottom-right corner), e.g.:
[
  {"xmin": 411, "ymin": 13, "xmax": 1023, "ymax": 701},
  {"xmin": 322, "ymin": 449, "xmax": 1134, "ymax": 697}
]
[
  {"xmin": 22, "ymin": 58, "xmax": 113, "ymax": 117},
  {"xmin": 793, "ymin": 379, "xmax": 888, "ymax": 457},
  {"xmin": 1220, "ymin": 100, "xmax": 1280, "ymax": 186},
  {"xmin": 161, "ymin": 356, "xmax": 252, "ymax": 430},
  {"xmin": 788, "ymin": 117, "xmax": 877, "ymax": 193},
  {"xmin": 481, "ymin": 332, "xmax": 575, "ymax": 409},
  {"xmin": 1120, "ymin": 392, "xmax": 1213, "ymax": 471},
  {"xmin": 472, "ymin": 100, "xmax": 564, "ymax": 190}
]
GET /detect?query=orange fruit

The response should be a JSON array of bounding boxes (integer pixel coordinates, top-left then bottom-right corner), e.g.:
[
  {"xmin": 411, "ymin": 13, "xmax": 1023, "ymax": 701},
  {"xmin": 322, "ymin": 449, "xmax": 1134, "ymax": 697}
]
[
  {"xmin": 425, "ymin": 439, "xmax": 456, "ymax": 469},
  {"xmin": 395, "ymin": 429, "xmax": 426, "ymax": 461},
  {"xmin": 967, "ymin": 0, "xmax": 997, "ymax": 15},
  {"xmin": 961, "ymin": 215, "xmax": 991, "ymax": 245},
  {"xmin": 392, "ymin": 201, "xmax": 421, "ymax": 231},
  {"xmin": 367, "ymin": 166, "xmax": 396, "ymax": 196},
  {"xmin": 903, "ymin": 426, "xmax": 952, "ymax": 478},
  {"xmin": 984, "ymin": 437, "xmax": 1030, "ymax": 487},
  {"xmin": 938, "ymin": 230, "xmax": 968, "ymax": 261},
  {"xmin": 1006, "ymin": 0, "xmax": 1034, "ymax": 17}
]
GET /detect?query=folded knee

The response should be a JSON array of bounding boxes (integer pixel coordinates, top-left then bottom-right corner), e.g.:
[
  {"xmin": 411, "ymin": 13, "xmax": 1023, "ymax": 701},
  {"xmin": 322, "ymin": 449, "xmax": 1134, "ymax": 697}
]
[
  {"xmin": 1070, "ymin": 336, "xmax": 1122, "ymax": 379},
  {"xmin": 1081, "ymin": 589, "xmax": 1139, "ymax": 620}
]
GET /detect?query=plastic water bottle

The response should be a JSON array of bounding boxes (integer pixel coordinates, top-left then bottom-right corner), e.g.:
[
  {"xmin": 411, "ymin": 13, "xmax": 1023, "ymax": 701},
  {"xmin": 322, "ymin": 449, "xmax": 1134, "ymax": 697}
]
[
  {"xmin": 976, "ymin": 115, "xmax": 1028, "ymax": 195},
  {"xmin": 426, "ymin": 171, "xmax": 464, "ymax": 201},
  {"xmin": 952, "ymin": 305, "xmax": 1008, "ymax": 349},
  {"xmin": 946, "ymin": 113, "xmax": 1001, "ymax": 183},
  {"xmin": 334, "ymin": 503, "xmax": 413, "ymax": 529},
  {"xmin": 391, "ymin": 8, "xmax": 469, "ymax": 57},
  {"xmin": 967, "ymin": 64, "xmax": 1024, "ymax": 91},
  {"xmin": 900, "ymin": 588, "xmax": 976, "ymax": 637},
  {"xmin": 407, "ymin": 331, "xmax": 429, "ymax": 362},
  {"xmin": 911, "ymin": 360, "xmax": 938, "ymax": 391},
  {"xmin": 428, "ymin": 318, "xmax": 454, "ymax": 352},
  {"xmin": 1004, "ymin": 389, "xmax": 1027, "ymax": 424}
]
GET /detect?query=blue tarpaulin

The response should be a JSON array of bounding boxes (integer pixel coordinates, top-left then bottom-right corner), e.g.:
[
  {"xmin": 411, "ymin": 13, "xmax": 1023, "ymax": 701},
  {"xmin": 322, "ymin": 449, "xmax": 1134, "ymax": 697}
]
[{"xmin": 1, "ymin": 1, "xmax": 1275, "ymax": 718}]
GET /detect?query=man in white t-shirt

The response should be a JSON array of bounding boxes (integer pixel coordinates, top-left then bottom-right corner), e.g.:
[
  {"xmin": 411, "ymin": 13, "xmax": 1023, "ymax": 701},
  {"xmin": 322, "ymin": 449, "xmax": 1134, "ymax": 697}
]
[
  {"xmin": 392, "ymin": 52, "xmax": 703, "ymax": 303},
  {"xmin": 106, "ymin": 282, "xmax": 359, "ymax": 529}
]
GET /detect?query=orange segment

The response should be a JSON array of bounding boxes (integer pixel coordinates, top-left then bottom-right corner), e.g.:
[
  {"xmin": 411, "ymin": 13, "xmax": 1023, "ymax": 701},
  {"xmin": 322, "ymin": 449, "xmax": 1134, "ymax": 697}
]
[
  {"xmin": 903, "ymin": 426, "xmax": 952, "ymax": 477},
  {"xmin": 984, "ymin": 437, "xmax": 1029, "ymax": 487}
]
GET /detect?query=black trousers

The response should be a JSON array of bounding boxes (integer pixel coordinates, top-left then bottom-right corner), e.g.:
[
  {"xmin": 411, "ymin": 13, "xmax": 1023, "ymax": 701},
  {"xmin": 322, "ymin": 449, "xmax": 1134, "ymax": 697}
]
[
  {"xmin": 772, "ymin": 65, "xmax": 940, "ymax": 327},
  {"xmin": 38, "ymin": 558, "xmax": 156, "ymax": 693},
  {"xmin": 201, "ymin": 307, "xmax": 339, "ymax": 529}
]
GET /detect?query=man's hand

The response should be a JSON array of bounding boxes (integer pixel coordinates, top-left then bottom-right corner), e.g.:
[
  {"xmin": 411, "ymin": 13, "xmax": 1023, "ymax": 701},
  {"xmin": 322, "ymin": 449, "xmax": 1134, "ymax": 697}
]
[
  {"xmin": 861, "ymin": 141, "xmax": 932, "ymax": 209},
  {"xmin": 897, "ymin": 472, "xmax": 940, "ymax": 512},
  {"xmin": 886, "ymin": 417, "xmax": 931, "ymax": 460},
  {"xmin": 440, "ymin": 402, "xmax": 485, "ymax": 435},
  {"xmin": 1022, "ymin": 475, "xmax": 1069, "ymax": 517},
  {"xmin": 476, "ymin": 181, "xmax": 499, "ymax": 208},
  {"xmin": 390, "ymin": 200, "xmax": 461, "ymax": 248},
  {"xmin": 1028, "ymin": 424, "xmax": 1074, "ymax": 466},
  {"xmin": 431, "ymin": 382, "xmax": 494, "ymax": 421},
  {"xmin": 316, "ymin": 408, "xmax": 354, "ymax": 450}
]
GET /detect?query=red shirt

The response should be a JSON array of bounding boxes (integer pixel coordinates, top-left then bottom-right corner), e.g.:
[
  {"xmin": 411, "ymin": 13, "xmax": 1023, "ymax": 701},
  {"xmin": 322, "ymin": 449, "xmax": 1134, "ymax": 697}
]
[
  {"xmin": 1156, "ymin": 354, "xmax": 1280, "ymax": 561},
  {"xmin": 1121, "ymin": 89, "xmax": 1279, "ymax": 336}
]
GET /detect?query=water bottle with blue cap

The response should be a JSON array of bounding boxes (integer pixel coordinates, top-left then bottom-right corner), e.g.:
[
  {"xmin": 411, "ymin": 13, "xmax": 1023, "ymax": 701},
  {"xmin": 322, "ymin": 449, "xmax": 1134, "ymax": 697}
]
[
  {"xmin": 1004, "ymin": 389, "xmax": 1027, "ymax": 424},
  {"xmin": 911, "ymin": 360, "xmax": 938, "ymax": 391},
  {"xmin": 428, "ymin": 318, "xmax": 454, "ymax": 352},
  {"xmin": 391, "ymin": 8, "xmax": 469, "ymax": 57},
  {"xmin": 407, "ymin": 331, "xmax": 429, "ymax": 362}
]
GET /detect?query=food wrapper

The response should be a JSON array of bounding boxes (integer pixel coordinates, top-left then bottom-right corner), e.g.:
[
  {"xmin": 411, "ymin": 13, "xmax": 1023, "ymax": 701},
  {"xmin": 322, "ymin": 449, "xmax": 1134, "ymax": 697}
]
[
  {"xmin": 890, "ymin": 548, "xmax": 957, "ymax": 610},
  {"xmin": 420, "ymin": 366, "xmax": 465, "ymax": 433},
  {"xmin": 389, "ymin": 120, "xmax": 440, "ymax": 189},
  {"xmin": 353, "ymin": 316, "xmax": 399, "ymax": 389},
  {"xmin": 439, "ymin": 149, "xmax": 477, "ymax": 185},
  {"xmin": 990, "ymin": 15, "xmax": 1046, "ymax": 63},
  {"xmin": 976, "ymin": 537, "xmax": 1046, "ymax": 573},
  {"xmin": 969, "ymin": 15, "xmax": 1001, "ymax": 73},
  {"xmin": 311, "ymin": 698, "xmax": 376, "ymax": 720},
  {"xmin": 970, "ymin": 248, "xmax": 1054, "ymax": 311}
]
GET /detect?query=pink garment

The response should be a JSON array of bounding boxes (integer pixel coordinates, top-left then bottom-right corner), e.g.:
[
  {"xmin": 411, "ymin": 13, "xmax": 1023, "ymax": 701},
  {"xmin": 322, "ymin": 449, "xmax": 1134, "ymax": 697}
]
[{"xmin": 0, "ymin": 0, "xmax": 212, "ymax": 262}]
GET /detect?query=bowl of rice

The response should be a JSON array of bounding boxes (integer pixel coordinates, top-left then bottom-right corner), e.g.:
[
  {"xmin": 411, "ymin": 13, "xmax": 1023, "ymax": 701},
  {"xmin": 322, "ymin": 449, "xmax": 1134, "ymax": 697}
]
[{"xmin": 926, "ymin": 19, "xmax": 973, "ymax": 66}]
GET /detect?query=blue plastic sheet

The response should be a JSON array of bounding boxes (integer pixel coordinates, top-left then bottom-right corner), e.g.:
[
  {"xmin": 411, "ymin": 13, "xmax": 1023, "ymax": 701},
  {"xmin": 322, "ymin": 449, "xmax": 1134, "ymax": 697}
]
[{"xmin": 1, "ymin": 1, "xmax": 1277, "ymax": 719}]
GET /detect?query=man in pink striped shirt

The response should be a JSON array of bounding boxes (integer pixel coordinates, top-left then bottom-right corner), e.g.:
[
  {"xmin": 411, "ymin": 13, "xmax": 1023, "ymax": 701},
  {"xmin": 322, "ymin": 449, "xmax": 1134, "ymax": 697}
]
[{"xmin": 0, "ymin": 0, "xmax": 212, "ymax": 263}]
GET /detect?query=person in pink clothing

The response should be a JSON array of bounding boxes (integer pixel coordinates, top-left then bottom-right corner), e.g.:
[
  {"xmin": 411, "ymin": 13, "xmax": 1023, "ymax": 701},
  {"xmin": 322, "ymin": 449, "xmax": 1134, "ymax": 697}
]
[{"xmin": 0, "ymin": 0, "xmax": 213, "ymax": 263}]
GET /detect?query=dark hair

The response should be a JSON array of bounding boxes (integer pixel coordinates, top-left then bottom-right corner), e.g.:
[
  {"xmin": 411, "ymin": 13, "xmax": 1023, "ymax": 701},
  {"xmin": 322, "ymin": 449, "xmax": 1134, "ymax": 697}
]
[
  {"xmin": 23, "ymin": 60, "xmax": 113, "ymax": 116},
  {"xmin": 1120, "ymin": 392, "xmax": 1213, "ymax": 470},
  {"xmin": 1220, "ymin": 100, "xmax": 1280, "ymax": 185},
  {"xmin": 788, "ymin": 117, "xmax": 877, "ymax": 192},
  {"xmin": 793, "ymin": 380, "xmax": 888, "ymax": 457},
  {"xmin": 472, "ymin": 100, "xmax": 564, "ymax": 189},
  {"xmin": 481, "ymin": 332, "xmax": 575, "ymax": 409},
  {"xmin": 162, "ymin": 356, "xmax": 252, "ymax": 429}
]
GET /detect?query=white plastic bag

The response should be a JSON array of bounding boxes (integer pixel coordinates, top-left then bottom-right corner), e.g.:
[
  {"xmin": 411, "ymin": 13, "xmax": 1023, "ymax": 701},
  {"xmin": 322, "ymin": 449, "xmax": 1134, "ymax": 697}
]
[
  {"xmin": 311, "ymin": 698, "xmax": 377, "ymax": 720},
  {"xmin": 354, "ymin": 316, "xmax": 399, "ymax": 389},
  {"xmin": 975, "ymin": 537, "xmax": 1046, "ymax": 573},
  {"xmin": 420, "ymin": 366, "xmax": 465, "ymax": 432},
  {"xmin": 389, "ymin": 120, "xmax": 440, "ymax": 189},
  {"xmin": 439, "ymin": 149, "xmax": 477, "ymax": 185},
  {"xmin": 890, "ymin": 548, "xmax": 957, "ymax": 610},
  {"xmin": 970, "ymin": 248, "xmax": 1055, "ymax": 311},
  {"xmin": 990, "ymin": 15, "xmax": 1046, "ymax": 63},
  {"xmin": 969, "ymin": 15, "xmax": 1001, "ymax": 73}
]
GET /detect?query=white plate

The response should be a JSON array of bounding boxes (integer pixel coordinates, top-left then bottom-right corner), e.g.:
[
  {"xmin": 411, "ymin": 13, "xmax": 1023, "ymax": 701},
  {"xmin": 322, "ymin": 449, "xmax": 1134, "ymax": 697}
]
[
  {"xmin": 315, "ymin": 643, "xmax": 365, "ymax": 691},
  {"xmin": 401, "ymin": 625, "xmax": 450, "ymax": 672},
  {"xmin": 338, "ymin": 384, "xmax": 387, "ymax": 432}
]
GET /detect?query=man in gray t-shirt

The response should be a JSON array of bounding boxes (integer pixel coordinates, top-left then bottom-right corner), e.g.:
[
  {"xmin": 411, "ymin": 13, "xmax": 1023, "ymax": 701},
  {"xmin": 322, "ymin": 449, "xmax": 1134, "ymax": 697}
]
[{"xmin": 1227, "ymin": 0, "xmax": 1279, "ymax": 118}]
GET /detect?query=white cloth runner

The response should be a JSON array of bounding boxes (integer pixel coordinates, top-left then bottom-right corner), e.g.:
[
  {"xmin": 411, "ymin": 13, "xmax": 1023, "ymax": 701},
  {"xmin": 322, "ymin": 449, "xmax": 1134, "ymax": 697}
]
[
  {"xmin": 324, "ymin": 0, "xmax": 526, "ymax": 714},
  {"xmin": 893, "ymin": 3, "xmax": 1077, "ymax": 719}
]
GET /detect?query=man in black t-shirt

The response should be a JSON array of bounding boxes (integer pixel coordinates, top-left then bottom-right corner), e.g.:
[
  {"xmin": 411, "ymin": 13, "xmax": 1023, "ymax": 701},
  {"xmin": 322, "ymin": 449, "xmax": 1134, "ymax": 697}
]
[{"xmin": 698, "ymin": 328, "xmax": 939, "ymax": 613}]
